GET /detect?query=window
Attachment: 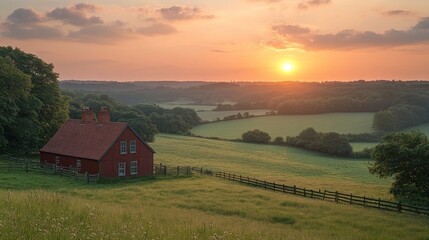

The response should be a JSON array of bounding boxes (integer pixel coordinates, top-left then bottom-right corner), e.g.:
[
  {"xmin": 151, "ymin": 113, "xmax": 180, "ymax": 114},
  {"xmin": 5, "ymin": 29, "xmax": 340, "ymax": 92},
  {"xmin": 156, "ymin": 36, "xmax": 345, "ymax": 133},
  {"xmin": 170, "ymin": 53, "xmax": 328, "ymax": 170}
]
[
  {"xmin": 76, "ymin": 159, "xmax": 81, "ymax": 169},
  {"xmin": 55, "ymin": 156, "xmax": 60, "ymax": 165},
  {"xmin": 120, "ymin": 141, "xmax": 127, "ymax": 154},
  {"xmin": 118, "ymin": 162, "xmax": 126, "ymax": 176},
  {"xmin": 130, "ymin": 140, "xmax": 136, "ymax": 153},
  {"xmin": 130, "ymin": 161, "xmax": 138, "ymax": 175}
]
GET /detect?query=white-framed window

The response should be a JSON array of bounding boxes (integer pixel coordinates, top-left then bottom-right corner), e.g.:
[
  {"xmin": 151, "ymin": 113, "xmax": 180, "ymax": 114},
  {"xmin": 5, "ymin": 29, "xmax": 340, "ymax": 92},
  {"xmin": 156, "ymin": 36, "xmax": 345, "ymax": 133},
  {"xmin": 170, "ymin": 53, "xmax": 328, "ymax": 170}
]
[
  {"xmin": 118, "ymin": 162, "xmax": 126, "ymax": 176},
  {"xmin": 76, "ymin": 159, "xmax": 81, "ymax": 169},
  {"xmin": 120, "ymin": 141, "xmax": 127, "ymax": 154},
  {"xmin": 130, "ymin": 161, "xmax": 138, "ymax": 175},
  {"xmin": 55, "ymin": 156, "xmax": 60, "ymax": 165},
  {"xmin": 130, "ymin": 140, "xmax": 136, "ymax": 153}
]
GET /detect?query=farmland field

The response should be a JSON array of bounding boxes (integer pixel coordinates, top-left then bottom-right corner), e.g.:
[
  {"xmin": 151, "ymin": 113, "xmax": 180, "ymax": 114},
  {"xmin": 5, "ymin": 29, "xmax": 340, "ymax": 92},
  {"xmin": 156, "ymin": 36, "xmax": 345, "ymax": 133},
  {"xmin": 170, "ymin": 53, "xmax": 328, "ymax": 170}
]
[
  {"xmin": 191, "ymin": 113, "xmax": 375, "ymax": 139},
  {"xmin": 157, "ymin": 102, "xmax": 215, "ymax": 111},
  {"xmin": 1, "ymin": 171, "xmax": 428, "ymax": 239},
  {"xmin": 153, "ymin": 134, "xmax": 390, "ymax": 198},
  {"xmin": 197, "ymin": 109, "xmax": 272, "ymax": 122}
]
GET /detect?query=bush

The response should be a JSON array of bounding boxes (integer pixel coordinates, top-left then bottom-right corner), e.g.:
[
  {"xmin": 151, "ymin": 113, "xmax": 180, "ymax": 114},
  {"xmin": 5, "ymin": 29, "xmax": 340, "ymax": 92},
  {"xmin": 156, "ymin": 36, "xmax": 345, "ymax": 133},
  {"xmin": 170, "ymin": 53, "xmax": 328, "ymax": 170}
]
[
  {"xmin": 273, "ymin": 137, "xmax": 284, "ymax": 144},
  {"xmin": 242, "ymin": 129, "xmax": 271, "ymax": 143}
]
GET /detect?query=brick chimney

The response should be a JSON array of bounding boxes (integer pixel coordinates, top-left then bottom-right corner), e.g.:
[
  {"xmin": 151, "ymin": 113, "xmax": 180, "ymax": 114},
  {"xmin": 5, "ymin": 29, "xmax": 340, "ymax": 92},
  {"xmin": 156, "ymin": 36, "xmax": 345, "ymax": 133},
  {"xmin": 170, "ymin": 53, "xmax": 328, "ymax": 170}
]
[
  {"xmin": 98, "ymin": 107, "xmax": 110, "ymax": 123},
  {"xmin": 81, "ymin": 107, "xmax": 95, "ymax": 122}
]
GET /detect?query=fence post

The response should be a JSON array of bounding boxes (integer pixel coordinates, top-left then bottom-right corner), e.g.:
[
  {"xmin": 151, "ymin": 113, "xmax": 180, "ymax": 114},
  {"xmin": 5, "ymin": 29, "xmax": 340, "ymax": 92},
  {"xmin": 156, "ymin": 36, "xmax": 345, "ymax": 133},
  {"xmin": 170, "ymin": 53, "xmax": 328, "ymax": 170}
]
[
  {"xmin": 200, "ymin": 167, "xmax": 203, "ymax": 174},
  {"xmin": 398, "ymin": 201, "xmax": 402, "ymax": 212},
  {"xmin": 363, "ymin": 196, "xmax": 366, "ymax": 206},
  {"xmin": 293, "ymin": 185, "xmax": 296, "ymax": 195},
  {"xmin": 335, "ymin": 191, "xmax": 338, "ymax": 203},
  {"xmin": 264, "ymin": 180, "xmax": 267, "ymax": 189},
  {"xmin": 85, "ymin": 172, "xmax": 89, "ymax": 184},
  {"xmin": 282, "ymin": 184, "xmax": 285, "ymax": 193},
  {"xmin": 304, "ymin": 188, "xmax": 306, "ymax": 197},
  {"xmin": 311, "ymin": 190, "xmax": 313, "ymax": 198},
  {"xmin": 323, "ymin": 190, "xmax": 326, "ymax": 200},
  {"xmin": 378, "ymin": 198, "xmax": 381, "ymax": 208},
  {"xmin": 254, "ymin": 178, "xmax": 257, "ymax": 187},
  {"xmin": 273, "ymin": 182, "xmax": 275, "ymax": 191},
  {"xmin": 350, "ymin": 194, "xmax": 353, "ymax": 204}
]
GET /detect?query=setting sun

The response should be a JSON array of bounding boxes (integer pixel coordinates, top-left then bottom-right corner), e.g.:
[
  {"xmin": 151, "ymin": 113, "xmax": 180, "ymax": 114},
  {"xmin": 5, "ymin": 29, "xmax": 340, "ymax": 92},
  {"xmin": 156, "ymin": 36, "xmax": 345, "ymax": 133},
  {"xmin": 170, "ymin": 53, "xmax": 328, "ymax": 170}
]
[{"xmin": 282, "ymin": 63, "xmax": 294, "ymax": 72}]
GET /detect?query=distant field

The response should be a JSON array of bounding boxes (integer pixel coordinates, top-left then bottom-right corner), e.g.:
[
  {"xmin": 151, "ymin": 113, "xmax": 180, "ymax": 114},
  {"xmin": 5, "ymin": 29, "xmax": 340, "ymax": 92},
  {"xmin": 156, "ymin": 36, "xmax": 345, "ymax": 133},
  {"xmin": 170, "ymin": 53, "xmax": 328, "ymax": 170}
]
[
  {"xmin": 153, "ymin": 134, "xmax": 389, "ymax": 198},
  {"xmin": 350, "ymin": 142, "xmax": 378, "ymax": 151},
  {"xmin": 1, "ymin": 171, "xmax": 428, "ymax": 239},
  {"xmin": 197, "ymin": 109, "xmax": 272, "ymax": 122},
  {"xmin": 157, "ymin": 102, "xmax": 215, "ymax": 111},
  {"xmin": 191, "ymin": 113, "xmax": 375, "ymax": 139}
]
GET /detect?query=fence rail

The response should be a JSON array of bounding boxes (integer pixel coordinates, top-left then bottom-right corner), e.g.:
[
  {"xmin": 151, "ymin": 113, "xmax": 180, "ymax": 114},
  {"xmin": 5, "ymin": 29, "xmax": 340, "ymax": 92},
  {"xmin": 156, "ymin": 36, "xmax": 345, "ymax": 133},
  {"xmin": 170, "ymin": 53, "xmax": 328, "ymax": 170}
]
[
  {"xmin": 154, "ymin": 164, "xmax": 193, "ymax": 176},
  {"xmin": 192, "ymin": 168, "xmax": 429, "ymax": 216},
  {"xmin": 0, "ymin": 156, "xmax": 99, "ymax": 183}
]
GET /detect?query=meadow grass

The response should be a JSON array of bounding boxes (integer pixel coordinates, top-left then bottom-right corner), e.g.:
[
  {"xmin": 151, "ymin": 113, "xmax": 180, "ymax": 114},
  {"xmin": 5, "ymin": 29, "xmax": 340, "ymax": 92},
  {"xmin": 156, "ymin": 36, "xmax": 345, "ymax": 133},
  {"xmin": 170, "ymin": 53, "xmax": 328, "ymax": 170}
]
[
  {"xmin": 0, "ymin": 172, "xmax": 428, "ymax": 240},
  {"xmin": 191, "ymin": 113, "xmax": 375, "ymax": 139},
  {"xmin": 153, "ymin": 134, "xmax": 391, "ymax": 199}
]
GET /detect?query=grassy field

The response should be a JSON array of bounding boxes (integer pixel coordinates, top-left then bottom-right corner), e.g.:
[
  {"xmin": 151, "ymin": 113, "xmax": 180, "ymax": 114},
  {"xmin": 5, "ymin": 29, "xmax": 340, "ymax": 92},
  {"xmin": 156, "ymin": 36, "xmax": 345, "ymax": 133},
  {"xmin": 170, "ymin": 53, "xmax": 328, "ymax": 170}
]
[
  {"xmin": 158, "ymin": 102, "xmax": 215, "ymax": 111},
  {"xmin": 153, "ymin": 134, "xmax": 390, "ymax": 199},
  {"xmin": 191, "ymin": 113, "xmax": 375, "ymax": 139},
  {"xmin": 1, "ymin": 171, "xmax": 428, "ymax": 240},
  {"xmin": 197, "ymin": 109, "xmax": 272, "ymax": 122}
]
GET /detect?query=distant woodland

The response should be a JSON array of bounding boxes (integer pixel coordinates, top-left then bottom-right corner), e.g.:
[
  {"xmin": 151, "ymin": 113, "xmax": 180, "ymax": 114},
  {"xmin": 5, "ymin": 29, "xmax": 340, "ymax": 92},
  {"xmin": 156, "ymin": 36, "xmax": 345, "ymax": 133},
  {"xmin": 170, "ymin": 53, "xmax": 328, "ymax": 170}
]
[{"xmin": 62, "ymin": 80, "xmax": 429, "ymax": 132}]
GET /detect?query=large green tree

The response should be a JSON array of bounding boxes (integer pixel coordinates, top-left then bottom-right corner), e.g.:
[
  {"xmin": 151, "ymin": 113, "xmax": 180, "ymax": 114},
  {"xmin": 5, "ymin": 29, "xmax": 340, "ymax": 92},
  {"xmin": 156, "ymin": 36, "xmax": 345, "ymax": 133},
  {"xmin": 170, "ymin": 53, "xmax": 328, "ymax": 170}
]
[
  {"xmin": 369, "ymin": 130, "xmax": 429, "ymax": 202},
  {"xmin": 0, "ymin": 56, "xmax": 42, "ymax": 155},
  {"xmin": 0, "ymin": 47, "xmax": 68, "ymax": 146}
]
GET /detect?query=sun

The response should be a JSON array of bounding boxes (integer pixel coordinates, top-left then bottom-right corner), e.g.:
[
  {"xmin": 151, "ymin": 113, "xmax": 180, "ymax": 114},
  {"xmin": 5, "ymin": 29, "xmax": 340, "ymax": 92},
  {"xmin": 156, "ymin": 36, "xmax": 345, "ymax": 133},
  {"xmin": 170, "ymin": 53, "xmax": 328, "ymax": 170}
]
[{"xmin": 282, "ymin": 63, "xmax": 293, "ymax": 72}]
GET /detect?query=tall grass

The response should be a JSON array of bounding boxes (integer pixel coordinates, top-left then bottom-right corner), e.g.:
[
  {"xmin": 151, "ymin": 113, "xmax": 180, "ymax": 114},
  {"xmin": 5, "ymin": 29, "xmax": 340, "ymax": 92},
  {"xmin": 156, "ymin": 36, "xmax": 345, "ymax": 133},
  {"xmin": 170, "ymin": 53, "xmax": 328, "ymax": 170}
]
[{"xmin": 0, "ymin": 173, "xmax": 428, "ymax": 239}]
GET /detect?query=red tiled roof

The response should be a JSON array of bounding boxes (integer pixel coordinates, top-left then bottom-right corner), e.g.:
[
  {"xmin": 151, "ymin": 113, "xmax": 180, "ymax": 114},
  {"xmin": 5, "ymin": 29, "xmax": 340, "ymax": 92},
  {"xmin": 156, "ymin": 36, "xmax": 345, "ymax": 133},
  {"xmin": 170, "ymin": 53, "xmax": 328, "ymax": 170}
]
[{"xmin": 40, "ymin": 119, "xmax": 129, "ymax": 160}]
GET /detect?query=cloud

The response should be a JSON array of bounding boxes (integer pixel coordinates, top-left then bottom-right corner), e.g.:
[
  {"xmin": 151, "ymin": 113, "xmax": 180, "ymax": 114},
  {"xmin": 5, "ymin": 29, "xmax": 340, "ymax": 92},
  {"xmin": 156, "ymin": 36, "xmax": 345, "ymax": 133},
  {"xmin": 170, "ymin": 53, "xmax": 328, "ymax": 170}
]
[
  {"xmin": 1, "ymin": 8, "xmax": 61, "ymax": 39},
  {"xmin": 46, "ymin": 4, "xmax": 103, "ymax": 26},
  {"xmin": 272, "ymin": 25, "xmax": 311, "ymax": 35},
  {"xmin": 268, "ymin": 18, "xmax": 429, "ymax": 50},
  {"xmin": 384, "ymin": 10, "xmax": 414, "ymax": 17},
  {"xmin": 68, "ymin": 21, "xmax": 132, "ymax": 42},
  {"xmin": 6, "ymin": 8, "xmax": 44, "ymax": 24},
  {"xmin": 298, "ymin": 0, "xmax": 331, "ymax": 9},
  {"xmin": 1, "ymin": 22, "xmax": 62, "ymax": 39},
  {"xmin": 137, "ymin": 23, "xmax": 177, "ymax": 36},
  {"xmin": 158, "ymin": 6, "xmax": 214, "ymax": 21}
]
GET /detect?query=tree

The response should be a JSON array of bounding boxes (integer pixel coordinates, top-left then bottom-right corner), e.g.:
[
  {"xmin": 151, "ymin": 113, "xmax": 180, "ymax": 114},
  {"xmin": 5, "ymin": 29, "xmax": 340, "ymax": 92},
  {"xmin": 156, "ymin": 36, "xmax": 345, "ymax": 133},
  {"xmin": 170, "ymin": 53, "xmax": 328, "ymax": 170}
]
[
  {"xmin": 0, "ymin": 56, "xmax": 42, "ymax": 155},
  {"xmin": 369, "ymin": 130, "xmax": 429, "ymax": 201},
  {"xmin": 0, "ymin": 47, "xmax": 68, "ymax": 145},
  {"xmin": 274, "ymin": 137, "xmax": 284, "ymax": 144},
  {"xmin": 242, "ymin": 129, "xmax": 271, "ymax": 143}
]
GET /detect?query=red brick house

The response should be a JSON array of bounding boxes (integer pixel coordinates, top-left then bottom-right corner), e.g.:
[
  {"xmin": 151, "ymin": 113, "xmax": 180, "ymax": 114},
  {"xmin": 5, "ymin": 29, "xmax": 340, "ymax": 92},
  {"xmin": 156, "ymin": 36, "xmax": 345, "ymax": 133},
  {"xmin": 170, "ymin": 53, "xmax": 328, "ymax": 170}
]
[{"xmin": 40, "ymin": 108, "xmax": 155, "ymax": 178}]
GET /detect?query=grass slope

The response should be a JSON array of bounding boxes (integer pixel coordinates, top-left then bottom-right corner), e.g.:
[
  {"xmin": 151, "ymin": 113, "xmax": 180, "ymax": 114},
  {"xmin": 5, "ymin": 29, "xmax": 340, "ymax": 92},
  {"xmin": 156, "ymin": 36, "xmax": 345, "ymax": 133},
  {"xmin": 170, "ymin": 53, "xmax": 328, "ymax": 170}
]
[
  {"xmin": 1, "ymin": 172, "xmax": 428, "ymax": 240},
  {"xmin": 191, "ymin": 113, "xmax": 375, "ymax": 139},
  {"xmin": 153, "ymin": 134, "xmax": 390, "ymax": 198},
  {"xmin": 197, "ymin": 109, "xmax": 272, "ymax": 122}
]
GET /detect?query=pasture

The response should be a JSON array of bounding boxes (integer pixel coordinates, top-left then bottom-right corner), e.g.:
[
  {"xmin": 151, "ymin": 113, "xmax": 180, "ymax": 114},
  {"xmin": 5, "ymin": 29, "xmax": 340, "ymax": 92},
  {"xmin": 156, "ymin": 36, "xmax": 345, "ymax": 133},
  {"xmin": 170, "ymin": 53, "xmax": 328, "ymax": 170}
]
[
  {"xmin": 1, "ymin": 171, "xmax": 428, "ymax": 239},
  {"xmin": 197, "ymin": 109, "xmax": 272, "ymax": 122},
  {"xmin": 153, "ymin": 134, "xmax": 390, "ymax": 198},
  {"xmin": 191, "ymin": 113, "xmax": 375, "ymax": 139}
]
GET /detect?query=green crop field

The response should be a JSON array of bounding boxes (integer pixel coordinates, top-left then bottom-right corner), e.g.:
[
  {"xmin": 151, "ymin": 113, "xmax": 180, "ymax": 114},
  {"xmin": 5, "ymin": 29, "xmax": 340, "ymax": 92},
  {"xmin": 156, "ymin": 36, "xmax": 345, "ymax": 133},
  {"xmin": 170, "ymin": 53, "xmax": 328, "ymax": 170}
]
[
  {"xmin": 1, "ymin": 171, "xmax": 428, "ymax": 239},
  {"xmin": 153, "ymin": 134, "xmax": 390, "ymax": 198},
  {"xmin": 197, "ymin": 109, "xmax": 272, "ymax": 122},
  {"xmin": 191, "ymin": 113, "xmax": 375, "ymax": 139}
]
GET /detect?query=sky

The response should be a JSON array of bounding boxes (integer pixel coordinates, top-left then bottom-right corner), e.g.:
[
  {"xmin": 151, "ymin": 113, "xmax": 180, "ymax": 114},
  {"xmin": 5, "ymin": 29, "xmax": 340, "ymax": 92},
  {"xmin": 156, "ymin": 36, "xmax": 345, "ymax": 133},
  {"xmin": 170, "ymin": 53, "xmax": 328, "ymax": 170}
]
[{"xmin": 1, "ymin": 0, "xmax": 429, "ymax": 82}]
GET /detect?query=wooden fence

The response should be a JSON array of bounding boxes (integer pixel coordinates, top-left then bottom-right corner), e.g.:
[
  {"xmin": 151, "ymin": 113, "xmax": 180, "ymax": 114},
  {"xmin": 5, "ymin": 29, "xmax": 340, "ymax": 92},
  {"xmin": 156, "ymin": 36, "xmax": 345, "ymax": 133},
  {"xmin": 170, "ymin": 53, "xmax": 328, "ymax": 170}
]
[
  {"xmin": 154, "ymin": 164, "xmax": 193, "ymax": 176},
  {"xmin": 0, "ymin": 157, "xmax": 99, "ymax": 183},
  {"xmin": 192, "ymin": 168, "xmax": 429, "ymax": 216}
]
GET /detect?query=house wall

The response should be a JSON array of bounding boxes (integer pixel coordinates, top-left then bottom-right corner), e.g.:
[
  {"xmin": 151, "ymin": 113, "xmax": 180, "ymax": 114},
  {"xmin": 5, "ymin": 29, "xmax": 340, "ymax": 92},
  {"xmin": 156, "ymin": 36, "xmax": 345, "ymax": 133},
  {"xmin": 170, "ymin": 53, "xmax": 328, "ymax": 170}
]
[
  {"xmin": 100, "ymin": 127, "xmax": 154, "ymax": 178},
  {"xmin": 39, "ymin": 152, "xmax": 99, "ymax": 174}
]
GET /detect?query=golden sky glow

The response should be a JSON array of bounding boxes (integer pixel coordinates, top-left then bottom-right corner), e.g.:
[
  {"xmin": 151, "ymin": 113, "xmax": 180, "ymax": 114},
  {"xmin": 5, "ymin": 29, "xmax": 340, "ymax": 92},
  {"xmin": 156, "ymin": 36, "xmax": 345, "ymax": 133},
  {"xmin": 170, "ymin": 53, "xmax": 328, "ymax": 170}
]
[{"xmin": 1, "ymin": 0, "xmax": 429, "ymax": 81}]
